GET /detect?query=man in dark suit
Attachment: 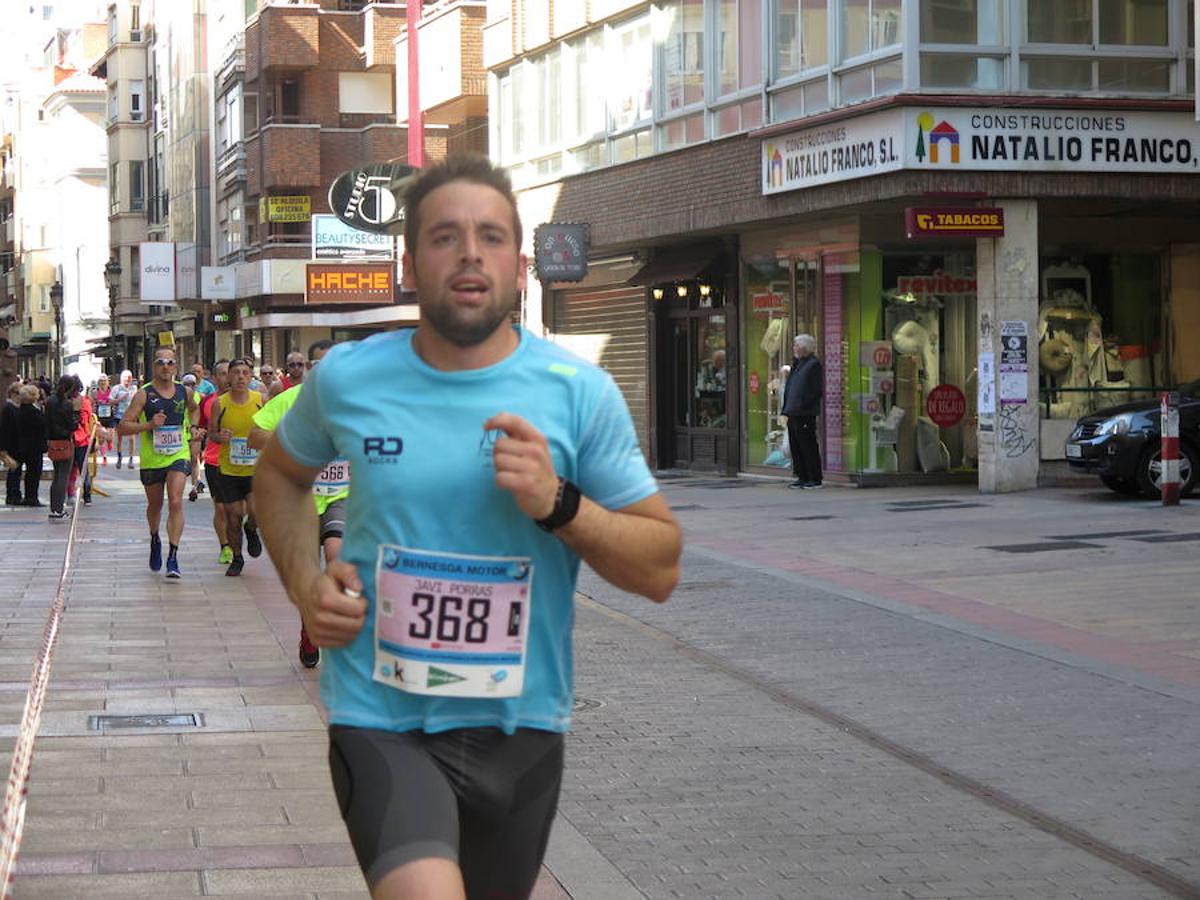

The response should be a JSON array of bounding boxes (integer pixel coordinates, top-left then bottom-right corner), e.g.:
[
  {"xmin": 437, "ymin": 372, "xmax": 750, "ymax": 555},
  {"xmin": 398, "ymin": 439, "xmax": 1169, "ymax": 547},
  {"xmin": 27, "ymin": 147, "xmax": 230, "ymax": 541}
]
[{"xmin": 781, "ymin": 334, "xmax": 824, "ymax": 489}]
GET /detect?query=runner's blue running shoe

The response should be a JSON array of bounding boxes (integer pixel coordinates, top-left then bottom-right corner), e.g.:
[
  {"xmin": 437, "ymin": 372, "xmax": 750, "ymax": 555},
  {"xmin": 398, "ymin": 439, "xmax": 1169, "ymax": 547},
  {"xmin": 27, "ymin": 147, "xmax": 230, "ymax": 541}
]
[
  {"xmin": 165, "ymin": 556, "xmax": 181, "ymax": 580},
  {"xmin": 149, "ymin": 535, "xmax": 162, "ymax": 572}
]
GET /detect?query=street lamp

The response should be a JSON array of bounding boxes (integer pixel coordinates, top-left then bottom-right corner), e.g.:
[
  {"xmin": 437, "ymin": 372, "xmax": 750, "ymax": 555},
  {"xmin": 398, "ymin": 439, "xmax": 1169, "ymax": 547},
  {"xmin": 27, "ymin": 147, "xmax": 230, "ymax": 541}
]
[
  {"xmin": 49, "ymin": 280, "xmax": 63, "ymax": 379},
  {"xmin": 104, "ymin": 257, "xmax": 122, "ymax": 375}
]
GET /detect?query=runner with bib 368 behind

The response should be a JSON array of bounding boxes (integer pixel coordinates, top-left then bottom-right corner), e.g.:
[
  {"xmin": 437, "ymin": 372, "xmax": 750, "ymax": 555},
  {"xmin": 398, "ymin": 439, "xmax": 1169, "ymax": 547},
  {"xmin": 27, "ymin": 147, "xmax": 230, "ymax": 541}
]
[
  {"xmin": 254, "ymin": 155, "xmax": 682, "ymax": 900},
  {"xmin": 117, "ymin": 347, "xmax": 198, "ymax": 580},
  {"xmin": 210, "ymin": 358, "xmax": 264, "ymax": 577}
]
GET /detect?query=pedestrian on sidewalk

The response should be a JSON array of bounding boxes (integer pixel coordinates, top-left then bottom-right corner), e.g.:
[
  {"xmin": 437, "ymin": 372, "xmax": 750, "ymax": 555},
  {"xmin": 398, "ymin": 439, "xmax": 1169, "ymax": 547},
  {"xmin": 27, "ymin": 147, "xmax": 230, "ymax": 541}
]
[
  {"xmin": 44, "ymin": 375, "xmax": 81, "ymax": 518},
  {"xmin": 783, "ymin": 333, "xmax": 824, "ymax": 489},
  {"xmin": 2, "ymin": 382, "xmax": 23, "ymax": 504},
  {"xmin": 110, "ymin": 369, "xmax": 137, "ymax": 468},
  {"xmin": 14, "ymin": 384, "xmax": 45, "ymax": 506},
  {"xmin": 255, "ymin": 155, "xmax": 682, "ymax": 900},
  {"xmin": 68, "ymin": 376, "xmax": 95, "ymax": 506}
]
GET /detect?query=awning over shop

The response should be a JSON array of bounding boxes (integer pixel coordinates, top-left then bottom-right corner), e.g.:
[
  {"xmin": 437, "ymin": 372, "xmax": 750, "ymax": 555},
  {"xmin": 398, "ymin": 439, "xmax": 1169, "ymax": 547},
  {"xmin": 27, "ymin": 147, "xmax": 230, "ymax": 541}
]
[
  {"xmin": 627, "ymin": 243, "xmax": 724, "ymax": 286},
  {"xmin": 240, "ymin": 303, "xmax": 420, "ymax": 330}
]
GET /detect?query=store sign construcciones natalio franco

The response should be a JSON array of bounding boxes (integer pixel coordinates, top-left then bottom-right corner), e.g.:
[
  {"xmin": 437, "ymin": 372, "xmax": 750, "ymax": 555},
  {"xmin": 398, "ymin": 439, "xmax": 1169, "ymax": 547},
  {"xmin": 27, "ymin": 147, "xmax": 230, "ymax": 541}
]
[{"xmin": 764, "ymin": 107, "xmax": 1200, "ymax": 194}]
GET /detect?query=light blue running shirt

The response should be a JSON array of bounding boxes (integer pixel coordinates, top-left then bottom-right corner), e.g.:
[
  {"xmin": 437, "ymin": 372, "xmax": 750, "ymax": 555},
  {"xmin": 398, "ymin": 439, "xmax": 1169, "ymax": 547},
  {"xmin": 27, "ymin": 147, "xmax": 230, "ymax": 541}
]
[{"xmin": 276, "ymin": 327, "xmax": 657, "ymax": 735}]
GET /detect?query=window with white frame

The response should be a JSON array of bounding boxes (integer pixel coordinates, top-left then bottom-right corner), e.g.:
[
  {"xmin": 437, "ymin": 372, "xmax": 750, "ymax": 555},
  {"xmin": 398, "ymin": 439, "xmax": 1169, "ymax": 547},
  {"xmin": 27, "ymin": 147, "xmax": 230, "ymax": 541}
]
[
  {"xmin": 842, "ymin": 0, "xmax": 902, "ymax": 61},
  {"xmin": 775, "ymin": 0, "xmax": 828, "ymax": 80},
  {"xmin": 919, "ymin": 0, "xmax": 1007, "ymax": 89},
  {"xmin": 130, "ymin": 80, "xmax": 144, "ymax": 121},
  {"xmin": 129, "ymin": 161, "xmax": 144, "ymax": 211},
  {"xmin": 661, "ymin": 0, "xmax": 705, "ymax": 114},
  {"xmin": 610, "ymin": 16, "xmax": 653, "ymax": 133},
  {"xmin": 716, "ymin": 0, "xmax": 763, "ymax": 97},
  {"xmin": 1023, "ymin": 0, "xmax": 1176, "ymax": 93},
  {"xmin": 217, "ymin": 193, "xmax": 242, "ymax": 259}
]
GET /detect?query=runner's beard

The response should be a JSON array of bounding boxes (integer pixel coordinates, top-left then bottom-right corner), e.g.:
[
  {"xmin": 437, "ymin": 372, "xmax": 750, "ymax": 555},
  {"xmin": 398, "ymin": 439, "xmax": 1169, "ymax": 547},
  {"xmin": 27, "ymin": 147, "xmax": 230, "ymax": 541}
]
[{"xmin": 421, "ymin": 283, "xmax": 519, "ymax": 348}]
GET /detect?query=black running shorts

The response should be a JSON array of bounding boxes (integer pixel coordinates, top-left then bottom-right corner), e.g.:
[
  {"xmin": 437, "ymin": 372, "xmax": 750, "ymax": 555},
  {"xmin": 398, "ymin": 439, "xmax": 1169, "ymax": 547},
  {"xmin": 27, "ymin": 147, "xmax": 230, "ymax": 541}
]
[
  {"xmin": 209, "ymin": 472, "xmax": 252, "ymax": 503},
  {"xmin": 139, "ymin": 459, "xmax": 191, "ymax": 486},
  {"xmin": 328, "ymin": 725, "xmax": 563, "ymax": 895}
]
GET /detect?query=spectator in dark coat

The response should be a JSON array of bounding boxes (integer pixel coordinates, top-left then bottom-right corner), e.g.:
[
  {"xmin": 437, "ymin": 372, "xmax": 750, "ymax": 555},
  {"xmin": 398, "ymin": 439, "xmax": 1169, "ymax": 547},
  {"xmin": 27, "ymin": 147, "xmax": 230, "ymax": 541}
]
[
  {"xmin": 44, "ymin": 375, "xmax": 81, "ymax": 518},
  {"xmin": 781, "ymin": 334, "xmax": 824, "ymax": 489},
  {"xmin": 15, "ymin": 384, "xmax": 47, "ymax": 506},
  {"xmin": 2, "ymin": 382, "xmax": 22, "ymax": 504}
]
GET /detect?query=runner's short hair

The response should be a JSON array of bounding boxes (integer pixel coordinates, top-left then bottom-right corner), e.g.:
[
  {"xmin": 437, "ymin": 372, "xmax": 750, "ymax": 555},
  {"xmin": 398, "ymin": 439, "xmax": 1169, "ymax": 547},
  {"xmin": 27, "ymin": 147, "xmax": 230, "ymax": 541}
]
[
  {"xmin": 403, "ymin": 155, "xmax": 522, "ymax": 254},
  {"xmin": 308, "ymin": 338, "xmax": 334, "ymax": 358}
]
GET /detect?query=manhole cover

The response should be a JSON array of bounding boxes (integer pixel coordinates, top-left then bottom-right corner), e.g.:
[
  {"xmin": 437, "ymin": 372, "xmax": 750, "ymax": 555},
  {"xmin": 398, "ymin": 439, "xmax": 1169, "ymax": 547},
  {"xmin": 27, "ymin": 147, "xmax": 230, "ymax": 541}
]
[
  {"xmin": 983, "ymin": 541, "xmax": 1101, "ymax": 553},
  {"xmin": 1130, "ymin": 532, "xmax": 1200, "ymax": 543},
  {"xmin": 572, "ymin": 697, "xmax": 605, "ymax": 713},
  {"xmin": 887, "ymin": 502, "xmax": 988, "ymax": 511},
  {"xmin": 89, "ymin": 713, "xmax": 203, "ymax": 730}
]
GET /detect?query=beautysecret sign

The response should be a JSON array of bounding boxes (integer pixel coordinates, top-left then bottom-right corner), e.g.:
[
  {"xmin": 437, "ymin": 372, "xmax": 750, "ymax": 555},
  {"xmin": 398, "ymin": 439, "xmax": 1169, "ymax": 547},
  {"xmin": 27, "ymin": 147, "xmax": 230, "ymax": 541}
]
[{"xmin": 763, "ymin": 107, "xmax": 1200, "ymax": 194}]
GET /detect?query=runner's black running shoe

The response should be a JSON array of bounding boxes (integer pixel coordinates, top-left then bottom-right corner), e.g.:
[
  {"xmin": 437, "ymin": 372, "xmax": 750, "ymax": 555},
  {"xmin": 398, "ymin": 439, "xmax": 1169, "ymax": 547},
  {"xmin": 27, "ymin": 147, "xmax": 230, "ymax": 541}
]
[
  {"xmin": 149, "ymin": 534, "xmax": 162, "ymax": 572},
  {"xmin": 245, "ymin": 522, "xmax": 262, "ymax": 558},
  {"xmin": 299, "ymin": 628, "xmax": 320, "ymax": 669},
  {"xmin": 225, "ymin": 556, "xmax": 244, "ymax": 577}
]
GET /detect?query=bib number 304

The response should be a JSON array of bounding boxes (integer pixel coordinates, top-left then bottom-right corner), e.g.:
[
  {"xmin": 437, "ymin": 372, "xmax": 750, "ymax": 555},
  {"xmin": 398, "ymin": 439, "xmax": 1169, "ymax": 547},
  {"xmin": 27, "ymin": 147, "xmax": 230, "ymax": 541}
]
[{"xmin": 373, "ymin": 546, "xmax": 532, "ymax": 699}]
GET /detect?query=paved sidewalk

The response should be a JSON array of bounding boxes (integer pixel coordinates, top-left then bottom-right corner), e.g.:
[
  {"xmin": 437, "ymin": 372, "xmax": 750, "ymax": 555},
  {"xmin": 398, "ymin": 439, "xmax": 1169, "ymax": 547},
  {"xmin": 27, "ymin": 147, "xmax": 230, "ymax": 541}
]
[
  {"xmin": 0, "ymin": 466, "xmax": 570, "ymax": 897},
  {"xmin": 2, "ymin": 466, "xmax": 1197, "ymax": 898}
]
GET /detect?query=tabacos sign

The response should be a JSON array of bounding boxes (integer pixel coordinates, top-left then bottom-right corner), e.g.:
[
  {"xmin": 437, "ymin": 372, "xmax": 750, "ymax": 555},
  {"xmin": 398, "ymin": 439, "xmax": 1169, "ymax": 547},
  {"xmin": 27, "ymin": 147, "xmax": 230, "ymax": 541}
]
[{"xmin": 911, "ymin": 108, "xmax": 1198, "ymax": 173}]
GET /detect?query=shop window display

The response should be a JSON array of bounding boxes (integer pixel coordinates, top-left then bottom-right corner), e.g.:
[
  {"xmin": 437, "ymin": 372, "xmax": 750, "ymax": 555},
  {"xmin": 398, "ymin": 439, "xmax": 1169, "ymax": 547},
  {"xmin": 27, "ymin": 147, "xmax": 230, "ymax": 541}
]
[
  {"xmin": 860, "ymin": 254, "xmax": 978, "ymax": 475},
  {"xmin": 742, "ymin": 256, "xmax": 817, "ymax": 468},
  {"xmin": 1038, "ymin": 253, "xmax": 1164, "ymax": 446}
]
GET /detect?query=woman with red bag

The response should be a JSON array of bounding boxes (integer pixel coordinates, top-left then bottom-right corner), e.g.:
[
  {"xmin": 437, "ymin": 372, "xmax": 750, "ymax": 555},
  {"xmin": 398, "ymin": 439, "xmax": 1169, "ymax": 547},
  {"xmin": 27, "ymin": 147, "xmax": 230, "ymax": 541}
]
[
  {"xmin": 44, "ymin": 375, "xmax": 81, "ymax": 519},
  {"xmin": 68, "ymin": 376, "xmax": 95, "ymax": 505}
]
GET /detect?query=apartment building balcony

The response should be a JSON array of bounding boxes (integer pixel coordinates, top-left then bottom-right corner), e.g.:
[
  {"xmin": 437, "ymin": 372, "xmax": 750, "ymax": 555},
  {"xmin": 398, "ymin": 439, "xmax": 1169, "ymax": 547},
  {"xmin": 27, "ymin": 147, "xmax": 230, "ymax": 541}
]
[
  {"xmin": 398, "ymin": 2, "xmax": 487, "ymax": 127},
  {"xmin": 246, "ymin": 4, "xmax": 319, "ymax": 79},
  {"xmin": 246, "ymin": 123, "xmax": 321, "ymax": 194},
  {"xmin": 217, "ymin": 35, "xmax": 246, "ymax": 94},
  {"xmin": 217, "ymin": 141, "xmax": 247, "ymax": 192},
  {"xmin": 364, "ymin": 2, "xmax": 406, "ymax": 69}
]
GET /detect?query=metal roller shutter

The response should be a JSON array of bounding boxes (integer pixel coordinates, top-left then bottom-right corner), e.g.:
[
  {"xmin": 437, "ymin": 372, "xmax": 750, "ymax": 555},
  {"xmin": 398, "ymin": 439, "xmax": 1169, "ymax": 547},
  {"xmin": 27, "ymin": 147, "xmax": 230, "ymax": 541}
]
[{"xmin": 554, "ymin": 286, "xmax": 650, "ymax": 455}]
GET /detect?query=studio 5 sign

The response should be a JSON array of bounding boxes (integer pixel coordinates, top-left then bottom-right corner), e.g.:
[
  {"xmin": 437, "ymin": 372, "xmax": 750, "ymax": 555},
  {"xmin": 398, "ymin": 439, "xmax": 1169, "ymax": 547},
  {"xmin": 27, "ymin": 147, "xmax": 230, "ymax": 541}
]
[
  {"xmin": 328, "ymin": 163, "xmax": 419, "ymax": 235},
  {"xmin": 763, "ymin": 107, "xmax": 1200, "ymax": 194}
]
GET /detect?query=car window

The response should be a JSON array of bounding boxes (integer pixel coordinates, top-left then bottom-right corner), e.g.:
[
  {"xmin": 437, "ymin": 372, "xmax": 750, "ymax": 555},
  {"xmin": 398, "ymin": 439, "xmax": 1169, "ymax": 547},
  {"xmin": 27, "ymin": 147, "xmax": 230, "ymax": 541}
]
[{"xmin": 1181, "ymin": 379, "xmax": 1200, "ymax": 401}]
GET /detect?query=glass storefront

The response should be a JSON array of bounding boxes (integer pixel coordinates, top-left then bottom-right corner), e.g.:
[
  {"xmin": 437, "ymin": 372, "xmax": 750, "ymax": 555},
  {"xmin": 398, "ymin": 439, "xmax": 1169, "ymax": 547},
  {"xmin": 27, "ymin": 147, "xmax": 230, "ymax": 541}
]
[
  {"xmin": 742, "ymin": 242, "xmax": 979, "ymax": 479},
  {"xmin": 742, "ymin": 254, "xmax": 817, "ymax": 469}
]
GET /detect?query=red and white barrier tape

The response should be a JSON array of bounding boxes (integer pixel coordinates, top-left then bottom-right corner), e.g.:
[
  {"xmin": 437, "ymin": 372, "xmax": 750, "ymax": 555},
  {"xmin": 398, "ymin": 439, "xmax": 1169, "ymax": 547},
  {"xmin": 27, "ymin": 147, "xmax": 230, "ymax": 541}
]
[
  {"xmin": 1160, "ymin": 391, "xmax": 1181, "ymax": 507},
  {"xmin": 0, "ymin": 422, "xmax": 99, "ymax": 896}
]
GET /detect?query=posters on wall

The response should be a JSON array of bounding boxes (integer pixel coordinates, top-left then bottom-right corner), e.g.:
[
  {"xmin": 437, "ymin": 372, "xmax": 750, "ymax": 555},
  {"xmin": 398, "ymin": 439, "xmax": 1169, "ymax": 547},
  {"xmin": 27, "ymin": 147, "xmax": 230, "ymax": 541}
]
[{"xmin": 999, "ymin": 321, "xmax": 1029, "ymax": 404}]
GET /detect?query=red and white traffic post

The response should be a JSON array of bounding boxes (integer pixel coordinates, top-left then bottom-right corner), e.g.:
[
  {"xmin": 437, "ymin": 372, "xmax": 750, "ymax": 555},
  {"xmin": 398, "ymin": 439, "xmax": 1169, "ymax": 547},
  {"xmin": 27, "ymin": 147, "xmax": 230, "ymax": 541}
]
[{"xmin": 1160, "ymin": 391, "xmax": 1181, "ymax": 506}]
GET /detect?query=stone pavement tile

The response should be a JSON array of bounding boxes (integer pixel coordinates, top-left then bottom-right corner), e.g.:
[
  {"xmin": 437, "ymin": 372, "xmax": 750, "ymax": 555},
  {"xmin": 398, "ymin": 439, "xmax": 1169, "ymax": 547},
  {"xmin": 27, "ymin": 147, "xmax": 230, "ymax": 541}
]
[
  {"xmin": 21, "ymin": 826, "xmax": 195, "ymax": 854},
  {"xmin": 98, "ymin": 844, "xmax": 307, "ymax": 874},
  {"xmin": 201, "ymin": 864, "xmax": 366, "ymax": 895},
  {"xmin": 191, "ymin": 789, "xmax": 332, "ymax": 810},
  {"xmin": 102, "ymin": 805, "xmax": 289, "ymax": 828},
  {"xmin": 14, "ymin": 871, "xmax": 202, "ymax": 896},
  {"xmin": 196, "ymin": 824, "xmax": 352, "ymax": 849}
]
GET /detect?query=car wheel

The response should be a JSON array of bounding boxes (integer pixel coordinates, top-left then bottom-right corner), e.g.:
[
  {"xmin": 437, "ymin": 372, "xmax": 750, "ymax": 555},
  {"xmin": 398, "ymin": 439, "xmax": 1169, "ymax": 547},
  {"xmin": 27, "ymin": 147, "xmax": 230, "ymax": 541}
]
[
  {"xmin": 1136, "ymin": 441, "xmax": 1198, "ymax": 499},
  {"xmin": 1100, "ymin": 474, "xmax": 1140, "ymax": 496}
]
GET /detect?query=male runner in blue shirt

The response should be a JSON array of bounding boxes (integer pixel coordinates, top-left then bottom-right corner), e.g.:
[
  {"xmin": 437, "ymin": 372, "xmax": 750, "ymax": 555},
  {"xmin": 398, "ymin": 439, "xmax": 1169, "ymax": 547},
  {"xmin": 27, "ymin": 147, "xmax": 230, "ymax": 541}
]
[{"xmin": 254, "ymin": 155, "xmax": 681, "ymax": 899}]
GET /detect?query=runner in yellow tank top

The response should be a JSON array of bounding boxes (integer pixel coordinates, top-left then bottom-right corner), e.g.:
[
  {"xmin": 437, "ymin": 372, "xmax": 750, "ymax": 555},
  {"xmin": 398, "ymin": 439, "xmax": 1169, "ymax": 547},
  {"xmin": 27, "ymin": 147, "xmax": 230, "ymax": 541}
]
[{"xmin": 211, "ymin": 358, "xmax": 264, "ymax": 576}]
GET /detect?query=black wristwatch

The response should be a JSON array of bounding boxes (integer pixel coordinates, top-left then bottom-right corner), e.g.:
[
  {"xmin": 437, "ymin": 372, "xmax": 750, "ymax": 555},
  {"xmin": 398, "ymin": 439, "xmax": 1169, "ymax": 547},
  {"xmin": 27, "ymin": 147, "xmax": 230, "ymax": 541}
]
[{"xmin": 535, "ymin": 477, "xmax": 581, "ymax": 532}]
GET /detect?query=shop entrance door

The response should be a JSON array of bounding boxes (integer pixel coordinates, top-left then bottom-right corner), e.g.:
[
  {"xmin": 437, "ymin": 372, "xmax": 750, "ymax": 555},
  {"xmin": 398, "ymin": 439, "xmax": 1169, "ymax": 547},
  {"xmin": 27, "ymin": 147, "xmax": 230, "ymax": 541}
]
[{"xmin": 659, "ymin": 301, "xmax": 732, "ymax": 472}]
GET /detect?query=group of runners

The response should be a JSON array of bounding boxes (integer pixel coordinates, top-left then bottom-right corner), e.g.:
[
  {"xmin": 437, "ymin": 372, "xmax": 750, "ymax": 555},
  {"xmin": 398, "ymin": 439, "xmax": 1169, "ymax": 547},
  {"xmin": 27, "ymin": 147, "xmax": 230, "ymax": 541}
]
[
  {"xmin": 100, "ymin": 156, "xmax": 681, "ymax": 899},
  {"xmin": 112, "ymin": 342, "xmax": 338, "ymax": 668}
]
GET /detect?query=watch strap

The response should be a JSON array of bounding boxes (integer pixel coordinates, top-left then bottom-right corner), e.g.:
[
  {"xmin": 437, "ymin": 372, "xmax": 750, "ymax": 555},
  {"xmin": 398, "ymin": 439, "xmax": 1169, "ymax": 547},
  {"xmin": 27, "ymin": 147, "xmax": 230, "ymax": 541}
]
[{"xmin": 535, "ymin": 477, "xmax": 581, "ymax": 532}]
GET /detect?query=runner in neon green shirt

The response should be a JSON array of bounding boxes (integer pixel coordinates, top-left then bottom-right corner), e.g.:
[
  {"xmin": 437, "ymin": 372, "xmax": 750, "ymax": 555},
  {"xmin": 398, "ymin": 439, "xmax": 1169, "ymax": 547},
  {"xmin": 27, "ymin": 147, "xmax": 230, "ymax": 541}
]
[{"xmin": 250, "ymin": 340, "xmax": 343, "ymax": 668}]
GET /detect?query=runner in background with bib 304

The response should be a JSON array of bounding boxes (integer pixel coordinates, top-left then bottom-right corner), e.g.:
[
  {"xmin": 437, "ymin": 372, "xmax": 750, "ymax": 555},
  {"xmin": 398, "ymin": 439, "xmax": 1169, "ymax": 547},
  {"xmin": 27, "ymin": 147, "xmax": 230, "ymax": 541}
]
[{"xmin": 117, "ymin": 347, "xmax": 199, "ymax": 580}]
